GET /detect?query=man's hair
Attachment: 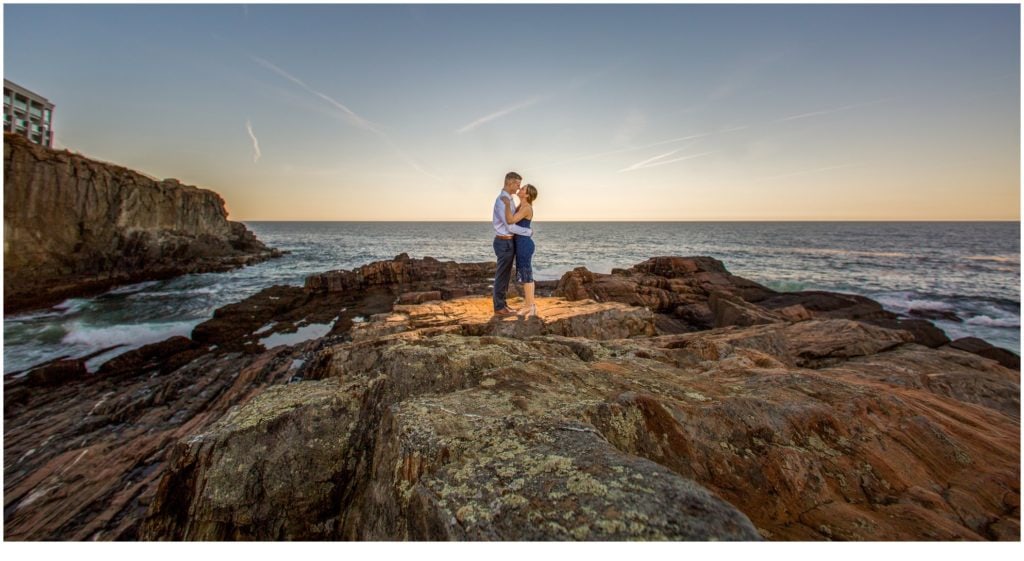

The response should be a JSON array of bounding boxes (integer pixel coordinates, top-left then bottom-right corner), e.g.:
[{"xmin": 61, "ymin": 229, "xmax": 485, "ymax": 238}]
[{"xmin": 505, "ymin": 171, "xmax": 522, "ymax": 182}]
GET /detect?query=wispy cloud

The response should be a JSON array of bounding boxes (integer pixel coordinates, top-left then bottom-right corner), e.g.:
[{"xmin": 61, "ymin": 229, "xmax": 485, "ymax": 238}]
[
  {"xmin": 775, "ymin": 98, "xmax": 896, "ymax": 123},
  {"xmin": 618, "ymin": 148, "xmax": 683, "ymax": 171},
  {"xmin": 251, "ymin": 55, "xmax": 442, "ymax": 181},
  {"xmin": 245, "ymin": 119, "xmax": 261, "ymax": 163},
  {"xmin": 251, "ymin": 56, "xmax": 378, "ymax": 132},
  {"xmin": 758, "ymin": 162, "xmax": 861, "ymax": 181},
  {"xmin": 526, "ymin": 126, "xmax": 744, "ymax": 172},
  {"xmin": 619, "ymin": 151, "xmax": 715, "ymax": 173},
  {"xmin": 456, "ymin": 95, "xmax": 544, "ymax": 134},
  {"xmin": 455, "ymin": 62, "xmax": 623, "ymax": 135}
]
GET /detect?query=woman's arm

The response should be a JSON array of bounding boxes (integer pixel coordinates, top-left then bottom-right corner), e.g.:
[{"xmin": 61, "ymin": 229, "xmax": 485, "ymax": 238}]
[
  {"xmin": 503, "ymin": 197, "xmax": 516, "ymax": 224},
  {"xmin": 506, "ymin": 202, "xmax": 531, "ymax": 224}
]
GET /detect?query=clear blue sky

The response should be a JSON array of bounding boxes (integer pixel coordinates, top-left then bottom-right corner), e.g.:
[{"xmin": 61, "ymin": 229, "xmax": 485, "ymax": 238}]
[{"xmin": 3, "ymin": 3, "xmax": 1020, "ymax": 220}]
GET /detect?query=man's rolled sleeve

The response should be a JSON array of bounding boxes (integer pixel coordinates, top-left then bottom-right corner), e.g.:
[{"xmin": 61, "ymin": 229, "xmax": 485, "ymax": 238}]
[{"xmin": 508, "ymin": 223, "xmax": 532, "ymax": 236}]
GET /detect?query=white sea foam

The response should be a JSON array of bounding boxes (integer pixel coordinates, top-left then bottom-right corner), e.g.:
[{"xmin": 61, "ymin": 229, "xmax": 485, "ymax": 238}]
[
  {"xmin": 53, "ymin": 298, "xmax": 91, "ymax": 315},
  {"xmin": 61, "ymin": 319, "xmax": 200, "ymax": 371},
  {"xmin": 965, "ymin": 315, "xmax": 1020, "ymax": 328},
  {"xmin": 62, "ymin": 320, "xmax": 198, "ymax": 349},
  {"xmin": 105, "ymin": 280, "xmax": 161, "ymax": 296},
  {"xmin": 873, "ymin": 292, "xmax": 955, "ymax": 313}
]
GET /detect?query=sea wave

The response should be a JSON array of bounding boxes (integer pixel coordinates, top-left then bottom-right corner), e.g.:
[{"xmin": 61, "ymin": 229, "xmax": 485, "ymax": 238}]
[
  {"xmin": 61, "ymin": 319, "xmax": 200, "ymax": 369},
  {"xmin": 104, "ymin": 280, "xmax": 161, "ymax": 296},
  {"xmin": 53, "ymin": 298, "xmax": 92, "ymax": 316},
  {"xmin": 965, "ymin": 255, "xmax": 1021, "ymax": 264},
  {"xmin": 965, "ymin": 315, "xmax": 1020, "ymax": 328}
]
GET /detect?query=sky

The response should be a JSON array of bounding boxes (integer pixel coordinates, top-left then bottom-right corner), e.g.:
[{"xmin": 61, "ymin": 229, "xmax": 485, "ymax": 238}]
[{"xmin": 2, "ymin": 2, "xmax": 1020, "ymax": 221}]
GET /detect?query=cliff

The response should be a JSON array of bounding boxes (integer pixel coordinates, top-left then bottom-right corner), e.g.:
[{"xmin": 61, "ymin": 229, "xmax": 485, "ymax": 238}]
[
  {"xmin": 3, "ymin": 133, "xmax": 281, "ymax": 312},
  {"xmin": 3, "ymin": 255, "xmax": 1019, "ymax": 540}
]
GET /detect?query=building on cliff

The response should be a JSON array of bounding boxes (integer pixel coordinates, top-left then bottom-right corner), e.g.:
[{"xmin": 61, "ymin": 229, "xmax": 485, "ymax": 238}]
[{"xmin": 4, "ymin": 78, "xmax": 54, "ymax": 147}]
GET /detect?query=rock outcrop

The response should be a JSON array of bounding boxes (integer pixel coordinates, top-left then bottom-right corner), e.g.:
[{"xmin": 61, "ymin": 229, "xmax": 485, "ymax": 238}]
[
  {"xmin": 3, "ymin": 255, "xmax": 1019, "ymax": 541},
  {"xmin": 3, "ymin": 133, "xmax": 282, "ymax": 312}
]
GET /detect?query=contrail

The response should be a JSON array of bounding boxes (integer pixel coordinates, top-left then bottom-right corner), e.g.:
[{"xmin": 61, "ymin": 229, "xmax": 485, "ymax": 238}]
[
  {"xmin": 617, "ymin": 148, "xmax": 683, "ymax": 172},
  {"xmin": 619, "ymin": 151, "xmax": 715, "ymax": 173},
  {"xmin": 455, "ymin": 63, "xmax": 622, "ymax": 135},
  {"xmin": 251, "ymin": 55, "xmax": 378, "ymax": 132},
  {"xmin": 759, "ymin": 162, "xmax": 860, "ymax": 181},
  {"xmin": 525, "ymin": 131, "xmax": 719, "ymax": 171},
  {"xmin": 775, "ymin": 98, "xmax": 896, "ymax": 123},
  {"xmin": 251, "ymin": 55, "xmax": 442, "ymax": 181},
  {"xmin": 456, "ymin": 96, "xmax": 544, "ymax": 133},
  {"xmin": 245, "ymin": 119, "xmax": 261, "ymax": 163}
]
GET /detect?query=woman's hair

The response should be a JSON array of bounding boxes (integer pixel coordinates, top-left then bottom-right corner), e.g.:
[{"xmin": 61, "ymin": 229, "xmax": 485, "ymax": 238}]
[{"xmin": 524, "ymin": 184, "xmax": 539, "ymax": 203}]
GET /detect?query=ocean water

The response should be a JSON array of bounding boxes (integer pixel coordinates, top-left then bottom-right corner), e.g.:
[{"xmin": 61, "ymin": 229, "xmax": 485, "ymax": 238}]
[{"xmin": 3, "ymin": 221, "xmax": 1019, "ymax": 374}]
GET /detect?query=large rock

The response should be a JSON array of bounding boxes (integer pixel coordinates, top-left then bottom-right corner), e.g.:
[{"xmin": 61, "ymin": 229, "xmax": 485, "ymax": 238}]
[
  {"xmin": 556, "ymin": 260, "xmax": 956, "ymax": 350},
  {"xmin": 142, "ymin": 330, "xmax": 762, "ymax": 540},
  {"xmin": 3, "ymin": 133, "xmax": 282, "ymax": 312},
  {"xmin": 141, "ymin": 310, "xmax": 1019, "ymax": 541},
  {"xmin": 5, "ymin": 255, "xmax": 1019, "ymax": 542},
  {"xmin": 305, "ymin": 253, "xmax": 498, "ymax": 299},
  {"xmin": 555, "ymin": 257, "xmax": 776, "ymax": 329},
  {"xmin": 948, "ymin": 337, "xmax": 1021, "ymax": 371}
]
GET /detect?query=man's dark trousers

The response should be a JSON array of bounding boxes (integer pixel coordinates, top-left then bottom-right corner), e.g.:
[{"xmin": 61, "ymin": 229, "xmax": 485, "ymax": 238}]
[{"xmin": 493, "ymin": 237, "xmax": 516, "ymax": 311}]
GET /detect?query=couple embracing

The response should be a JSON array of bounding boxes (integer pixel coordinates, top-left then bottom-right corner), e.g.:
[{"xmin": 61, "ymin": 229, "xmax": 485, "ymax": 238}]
[{"xmin": 491, "ymin": 171, "xmax": 539, "ymax": 318}]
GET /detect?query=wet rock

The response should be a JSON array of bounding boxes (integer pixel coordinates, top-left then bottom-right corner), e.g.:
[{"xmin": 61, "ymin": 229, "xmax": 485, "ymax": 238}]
[
  {"xmin": 754, "ymin": 290, "xmax": 890, "ymax": 321},
  {"xmin": 96, "ymin": 336, "xmax": 202, "ymax": 377},
  {"xmin": 909, "ymin": 308, "xmax": 964, "ymax": 323},
  {"xmin": 26, "ymin": 359, "xmax": 88, "ymax": 387},
  {"xmin": 949, "ymin": 337, "xmax": 1020, "ymax": 371},
  {"xmin": 868, "ymin": 318, "xmax": 950, "ymax": 348},
  {"xmin": 757, "ymin": 291, "xmax": 951, "ymax": 348}
]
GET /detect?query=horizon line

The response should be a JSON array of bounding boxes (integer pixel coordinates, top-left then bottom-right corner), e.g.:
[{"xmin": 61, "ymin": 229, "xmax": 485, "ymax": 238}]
[{"xmin": 237, "ymin": 219, "xmax": 1021, "ymax": 223}]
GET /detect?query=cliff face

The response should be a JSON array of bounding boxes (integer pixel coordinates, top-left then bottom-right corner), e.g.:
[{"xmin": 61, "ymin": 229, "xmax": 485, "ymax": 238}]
[
  {"xmin": 3, "ymin": 133, "xmax": 281, "ymax": 312},
  {"xmin": 3, "ymin": 255, "xmax": 1019, "ymax": 541}
]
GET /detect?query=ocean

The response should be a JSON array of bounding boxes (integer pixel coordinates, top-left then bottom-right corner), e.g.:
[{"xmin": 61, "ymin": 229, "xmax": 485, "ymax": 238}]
[{"xmin": 3, "ymin": 221, "xmax": 1019, "ymax": 374}]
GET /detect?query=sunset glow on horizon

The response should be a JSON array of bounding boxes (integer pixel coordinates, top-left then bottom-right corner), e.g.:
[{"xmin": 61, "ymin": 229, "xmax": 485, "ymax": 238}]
[{"xmin": 4, "ymin": 3, "xmax": 1020, "ymax": 221}]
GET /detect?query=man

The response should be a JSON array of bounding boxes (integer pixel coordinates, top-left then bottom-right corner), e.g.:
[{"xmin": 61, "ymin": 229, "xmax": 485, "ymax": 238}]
[{"xmin": 492, "ymin": 171, "xmax": 532, "ymax": 315}]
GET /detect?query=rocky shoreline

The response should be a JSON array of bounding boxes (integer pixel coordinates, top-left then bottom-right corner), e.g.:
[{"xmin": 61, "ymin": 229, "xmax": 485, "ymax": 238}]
[
  {"xmin": 3, "ymin": 254, "xmax": 1020, "ymax": 540},
  {"xmin": 3, "ymin": 133, "xmax": 283, "ymax": 313}
]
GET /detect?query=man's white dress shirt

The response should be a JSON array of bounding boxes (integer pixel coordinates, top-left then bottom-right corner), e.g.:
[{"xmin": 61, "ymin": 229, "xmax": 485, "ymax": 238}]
[{"xmin": 492, "ymin": 191, "xmax": 532, "ymax": 236}]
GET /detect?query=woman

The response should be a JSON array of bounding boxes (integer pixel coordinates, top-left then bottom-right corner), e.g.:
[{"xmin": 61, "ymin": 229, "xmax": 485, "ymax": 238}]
[{"xmin": 504, "ymin": 183, "xmax": 539, "ymax": 318}]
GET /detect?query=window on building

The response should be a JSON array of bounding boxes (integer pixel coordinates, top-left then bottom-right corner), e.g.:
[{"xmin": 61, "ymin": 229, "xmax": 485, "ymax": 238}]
[
  {"xmin": 44, "ymin": 109, "xmax": 51, "ymax": 123},
  {"xmin": 29, "ymin": 107, "xmax": 42, "ymax": 119}
]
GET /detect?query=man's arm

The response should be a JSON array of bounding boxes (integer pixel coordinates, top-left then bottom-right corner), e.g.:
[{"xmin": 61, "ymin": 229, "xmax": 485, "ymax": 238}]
[
  {"xmin": 499, "ymin": 194, "xmax": 532, "ymax": 236},
  {"xmin": 508, "ymin": 223, "xmax": 532, "ymax": 236}
]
